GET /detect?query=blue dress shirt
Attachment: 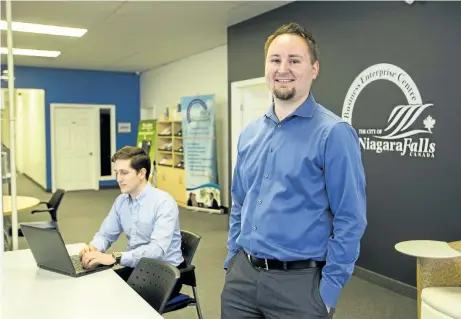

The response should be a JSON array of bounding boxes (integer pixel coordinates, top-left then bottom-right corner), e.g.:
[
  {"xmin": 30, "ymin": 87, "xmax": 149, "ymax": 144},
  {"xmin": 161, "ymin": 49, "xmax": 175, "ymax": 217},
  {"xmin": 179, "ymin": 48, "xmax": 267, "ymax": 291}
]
[
  {"xmin": 90, "ymin": 183, "xmax": 184, "ymax": 268},
  {"xmin": 225, "ymin": 93, "xmax": 367, "ymax": 308}
]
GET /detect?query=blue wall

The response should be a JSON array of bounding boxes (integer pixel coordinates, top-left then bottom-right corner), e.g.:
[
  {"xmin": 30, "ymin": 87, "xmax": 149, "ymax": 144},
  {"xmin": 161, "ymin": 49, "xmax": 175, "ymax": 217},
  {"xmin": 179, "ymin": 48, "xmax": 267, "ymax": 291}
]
[{"xmin": 1, "ymin": 65, "xmax": 140, "ymax": 191}]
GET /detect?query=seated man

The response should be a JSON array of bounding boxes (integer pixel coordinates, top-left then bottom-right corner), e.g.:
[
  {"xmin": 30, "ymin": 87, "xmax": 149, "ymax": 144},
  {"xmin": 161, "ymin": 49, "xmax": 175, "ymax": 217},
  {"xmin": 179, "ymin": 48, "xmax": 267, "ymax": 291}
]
[{"xmin": 80, "ymin": 146, "xmax": 184, "ymax": 285}]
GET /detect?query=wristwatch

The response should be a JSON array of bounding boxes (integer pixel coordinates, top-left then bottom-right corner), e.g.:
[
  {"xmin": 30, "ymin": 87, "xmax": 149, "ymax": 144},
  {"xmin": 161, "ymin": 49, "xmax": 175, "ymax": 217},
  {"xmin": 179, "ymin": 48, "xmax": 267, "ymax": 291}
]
[{"xmin": 112, "ymin": 252, "xmax": 122, "ymax": 265}]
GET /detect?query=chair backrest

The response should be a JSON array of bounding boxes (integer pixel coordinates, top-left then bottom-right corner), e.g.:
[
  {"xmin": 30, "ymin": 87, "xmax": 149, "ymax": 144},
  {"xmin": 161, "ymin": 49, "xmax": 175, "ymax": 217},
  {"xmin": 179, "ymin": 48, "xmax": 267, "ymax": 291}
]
[
  {"xmin": 48, "ymin": 189, "xmax": 65, "ymax": 210},
  {"xmin": 127, "ymin": 258, "xmax": 181, "ymax": 314},
  {"xmin": 47, "ymin": 189, "xmax": 66, "ymax": 221},
  {"xmin": 180, "ymin": 230, "xmax": 201, "ymax": 266}
]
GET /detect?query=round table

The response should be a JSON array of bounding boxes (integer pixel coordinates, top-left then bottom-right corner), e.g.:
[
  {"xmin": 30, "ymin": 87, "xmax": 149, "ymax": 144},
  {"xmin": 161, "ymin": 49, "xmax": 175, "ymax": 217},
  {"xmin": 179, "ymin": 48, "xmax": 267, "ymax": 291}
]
[
  {"xmin": 3, "ymin": 195, "xmax": 40, "ymax": 251},
  {"xmin": 395, "ymin": 240, "xmax": 461, "ymax": 259},
  {"xmin": 2, "ymin": 195, "xmax": 40, "ymax": 215},
  {"xmin": 395, "ymin": 240, "xmax": 461, "ymax": 319}
]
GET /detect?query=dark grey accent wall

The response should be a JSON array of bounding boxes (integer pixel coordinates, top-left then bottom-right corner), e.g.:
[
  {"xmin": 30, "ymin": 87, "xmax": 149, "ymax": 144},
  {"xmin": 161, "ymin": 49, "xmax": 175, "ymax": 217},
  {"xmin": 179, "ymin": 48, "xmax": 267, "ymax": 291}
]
[{"xmin": 227, "ymin": 1, "xmax": 461, "ymax": 287}]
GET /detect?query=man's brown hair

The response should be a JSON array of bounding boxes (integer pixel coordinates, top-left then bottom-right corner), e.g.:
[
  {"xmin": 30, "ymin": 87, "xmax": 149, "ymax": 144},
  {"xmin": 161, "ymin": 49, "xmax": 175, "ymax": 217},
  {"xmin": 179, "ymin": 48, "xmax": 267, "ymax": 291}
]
[
  {"xmin": 264, "ymin": 22, "xmax": 319, "ymax": 64},
  {"xmin": 111, "ymin": 146, "xmax": 151, "ymax": 181}
]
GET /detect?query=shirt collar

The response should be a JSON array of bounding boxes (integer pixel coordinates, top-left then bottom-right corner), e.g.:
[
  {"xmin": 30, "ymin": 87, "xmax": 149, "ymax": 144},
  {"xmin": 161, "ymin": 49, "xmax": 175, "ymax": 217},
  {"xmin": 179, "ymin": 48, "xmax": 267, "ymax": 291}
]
[
  {"xmin": 125, "ymin": 183, "xmax": 152, "ymax": 203},
  {"xmin": 265, "ymin": 92, "xmax": 317, "ymax": 120}
]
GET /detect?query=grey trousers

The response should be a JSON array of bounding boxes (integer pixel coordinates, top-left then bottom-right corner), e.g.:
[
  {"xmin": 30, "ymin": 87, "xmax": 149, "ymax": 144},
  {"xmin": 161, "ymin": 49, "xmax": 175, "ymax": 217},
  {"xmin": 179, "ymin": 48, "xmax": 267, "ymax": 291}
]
[{"xmin": 221, "ymin": 250, "xmax": 335, "ymax": 319}]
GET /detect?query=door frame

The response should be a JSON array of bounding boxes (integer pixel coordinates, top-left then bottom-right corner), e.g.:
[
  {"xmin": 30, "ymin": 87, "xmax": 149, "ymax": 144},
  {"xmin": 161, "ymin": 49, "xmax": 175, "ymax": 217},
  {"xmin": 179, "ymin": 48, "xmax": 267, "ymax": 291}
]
[
  {"xmin": 230, "ymin": 77, "xmax": 269, "ymax": 174},
  {"xmin": 98, "ymin": 105, "xmax": 117, "ymax": 181},
  {"xmin": 50, "ymin": 103, "xmax": 116, "ymax": 192}
]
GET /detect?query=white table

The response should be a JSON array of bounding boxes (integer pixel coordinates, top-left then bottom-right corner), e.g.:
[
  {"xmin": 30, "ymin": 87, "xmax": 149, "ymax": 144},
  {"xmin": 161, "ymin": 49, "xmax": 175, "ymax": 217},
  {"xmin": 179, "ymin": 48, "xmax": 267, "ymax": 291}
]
[
  {"xmin": 395, "ymin": 240, "xmax": 461, "ymax": 259},
  {"xmin": 2, "ymin": 243, "xmax": 164, "ymax": 319},
  {"xmin": 2, "ymin": 195, "xmax": 40, "ymax": 215},
  {"xmin": 3, "ymin": 195, "xmax": 41, "ymax": 250},
  {"xmin": 395, "ymin": 240, "xmax": 461, "ymax": 319}
]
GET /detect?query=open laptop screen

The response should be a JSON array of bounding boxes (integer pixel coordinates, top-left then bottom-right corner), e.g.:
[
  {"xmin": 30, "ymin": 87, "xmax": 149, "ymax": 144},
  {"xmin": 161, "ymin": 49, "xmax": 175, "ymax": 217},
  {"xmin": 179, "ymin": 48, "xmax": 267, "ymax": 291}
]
[{"xmin": 20, "ymin": 224, "xmax": 75, "ymax": 274}]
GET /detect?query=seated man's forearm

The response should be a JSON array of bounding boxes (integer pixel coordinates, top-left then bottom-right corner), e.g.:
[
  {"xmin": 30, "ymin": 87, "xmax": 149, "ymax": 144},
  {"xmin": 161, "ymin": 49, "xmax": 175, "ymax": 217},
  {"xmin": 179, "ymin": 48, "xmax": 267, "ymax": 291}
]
[
  {"xmin": 120, "ymin": 242, "xmax": 165, "ymax": 268},
  {"xmin": 90, "ymin": 234, "xmax": 111, "ymax": 253}
]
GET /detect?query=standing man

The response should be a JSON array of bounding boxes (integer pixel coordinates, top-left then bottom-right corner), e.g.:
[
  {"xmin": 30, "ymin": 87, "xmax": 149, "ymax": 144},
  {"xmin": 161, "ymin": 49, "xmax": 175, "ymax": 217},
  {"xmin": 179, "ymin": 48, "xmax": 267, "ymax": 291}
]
[
  {"xmin": 221, "ymin": 22, "xmax": 367, "ymax": 319},
  {"xmin": 79, "ymin": 146, "xmax": 184, "ymax": 284}
]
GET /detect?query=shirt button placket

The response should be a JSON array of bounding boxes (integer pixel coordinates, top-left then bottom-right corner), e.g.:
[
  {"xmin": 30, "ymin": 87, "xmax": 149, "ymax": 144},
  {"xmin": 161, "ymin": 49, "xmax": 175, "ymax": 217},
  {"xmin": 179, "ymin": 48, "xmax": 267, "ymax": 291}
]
[{"xmin": 131, "ymin": 202, "xmax": 137, "ymax": 247}]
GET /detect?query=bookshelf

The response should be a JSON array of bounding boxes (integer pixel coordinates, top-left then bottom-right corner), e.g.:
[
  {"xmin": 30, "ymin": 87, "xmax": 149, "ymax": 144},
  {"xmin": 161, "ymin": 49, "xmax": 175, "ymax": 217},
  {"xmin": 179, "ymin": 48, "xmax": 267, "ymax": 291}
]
[{"xmin": 155, "ymin": 120, "xmax": 186, "ymax": 207}]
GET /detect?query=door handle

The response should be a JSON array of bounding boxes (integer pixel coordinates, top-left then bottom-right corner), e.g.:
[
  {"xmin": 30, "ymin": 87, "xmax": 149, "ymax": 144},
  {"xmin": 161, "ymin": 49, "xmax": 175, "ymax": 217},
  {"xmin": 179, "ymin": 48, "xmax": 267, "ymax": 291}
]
[{"xmin": 89, "ymin": 152, "xmax": 93, "ymax": 156}]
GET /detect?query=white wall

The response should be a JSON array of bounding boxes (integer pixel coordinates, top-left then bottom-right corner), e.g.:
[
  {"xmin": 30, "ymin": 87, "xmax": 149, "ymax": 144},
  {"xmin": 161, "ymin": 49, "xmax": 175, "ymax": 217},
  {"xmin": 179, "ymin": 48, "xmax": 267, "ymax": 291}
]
[
  {"xmin": 1, "ymin": 89, "xmax": 46, "ymax": 188},
  {"xmin": 140, "ymin": 45, "xmax": 229, "ymax": 207},
  {"xmin": 15, "ymin": 91, "xmax": 25, "ymax": 173},
  {"xmin": 1, "ymin": 89, "xmax": 12, "ymax": 150},
  {"xmin": 16, "ymin": 89, "xmax": 47, "ymax": 188}
]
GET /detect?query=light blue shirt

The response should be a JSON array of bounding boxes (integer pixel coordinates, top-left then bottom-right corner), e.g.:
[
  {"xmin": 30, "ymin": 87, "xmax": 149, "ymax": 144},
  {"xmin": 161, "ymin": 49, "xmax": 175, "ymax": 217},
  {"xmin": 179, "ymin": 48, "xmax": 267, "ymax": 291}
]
[
  {"xmin": 90, "ymin": 183, "xmax": 184, "ymax": 268},
  {"xmin": 225, "ymin": 93, "xmax": 367, "ymax": 308}
]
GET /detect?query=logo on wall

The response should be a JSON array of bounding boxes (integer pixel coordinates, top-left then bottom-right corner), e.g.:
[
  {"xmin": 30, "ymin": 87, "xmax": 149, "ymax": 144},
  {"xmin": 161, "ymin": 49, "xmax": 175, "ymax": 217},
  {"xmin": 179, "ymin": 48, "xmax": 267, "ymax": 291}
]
[{"xmin": 342, "ymin": 63, "xmax": 435, "ymax": 159}]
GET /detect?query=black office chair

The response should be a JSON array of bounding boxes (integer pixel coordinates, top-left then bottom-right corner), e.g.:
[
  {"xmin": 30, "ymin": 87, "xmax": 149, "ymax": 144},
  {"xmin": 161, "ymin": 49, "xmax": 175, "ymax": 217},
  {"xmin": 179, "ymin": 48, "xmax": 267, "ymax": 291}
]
[
  {"xmin": 13, "ymin": 189, "xmax": 66, "ymax": 237},
  {"xmin": 183, "ymin": 230, "xmax": 202, "ymax": 265},
  {"xmin": 127, "ymin": 257, "xmax": 181, "ymax": 314},
  {"xmin": 31, "ymin": 189, "xmax": 66, "ymax": 222},
  {"xmin": 163, "ymin": 230, "xmax": 204, "ymax": 319}
]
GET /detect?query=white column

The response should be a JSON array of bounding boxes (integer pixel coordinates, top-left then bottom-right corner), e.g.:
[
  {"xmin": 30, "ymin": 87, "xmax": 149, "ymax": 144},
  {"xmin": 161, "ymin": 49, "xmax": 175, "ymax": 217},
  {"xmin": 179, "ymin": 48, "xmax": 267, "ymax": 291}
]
[{"xmin": 6, "ymin": 0, "xmax": 19, "ymax": 250}]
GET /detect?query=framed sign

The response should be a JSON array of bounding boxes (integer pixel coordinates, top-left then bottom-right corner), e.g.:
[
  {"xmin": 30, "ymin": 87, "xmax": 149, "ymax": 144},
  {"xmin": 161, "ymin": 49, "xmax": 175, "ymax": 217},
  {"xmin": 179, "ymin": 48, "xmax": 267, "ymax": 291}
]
[{"xmin": 118, "ymin": 122, "xmax": 131, "ymax": 133}]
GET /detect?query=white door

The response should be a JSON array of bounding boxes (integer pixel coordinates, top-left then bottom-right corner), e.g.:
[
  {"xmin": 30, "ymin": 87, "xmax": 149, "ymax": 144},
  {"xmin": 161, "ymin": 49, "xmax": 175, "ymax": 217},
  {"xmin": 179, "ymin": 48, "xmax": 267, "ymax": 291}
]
[
  {"xmin": 242, "ymin": 85, "xmax": 272, "ymax": 127},
  {"xmin": 53, "ymin": 106, "xmax": 98, "ymax": 191},
  {"xmin": 231, "ymin": 78, "xmax": 272, "ymax": 176}
]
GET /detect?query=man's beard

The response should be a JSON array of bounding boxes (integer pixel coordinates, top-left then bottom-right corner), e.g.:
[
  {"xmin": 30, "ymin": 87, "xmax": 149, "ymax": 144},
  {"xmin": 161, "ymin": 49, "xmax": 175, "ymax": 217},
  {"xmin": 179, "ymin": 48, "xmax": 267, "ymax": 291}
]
[{"xmin": 273, "ymin": 87, "xmax": 296, "ymax": 101}]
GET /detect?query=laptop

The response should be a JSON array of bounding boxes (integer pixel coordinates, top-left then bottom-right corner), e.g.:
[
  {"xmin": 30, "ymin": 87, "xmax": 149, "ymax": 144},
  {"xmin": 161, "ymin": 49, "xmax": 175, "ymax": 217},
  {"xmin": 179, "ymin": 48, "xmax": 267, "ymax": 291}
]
[{"xmin": 20, "ymin": 223, "xmax": 111, "ymax": 277}]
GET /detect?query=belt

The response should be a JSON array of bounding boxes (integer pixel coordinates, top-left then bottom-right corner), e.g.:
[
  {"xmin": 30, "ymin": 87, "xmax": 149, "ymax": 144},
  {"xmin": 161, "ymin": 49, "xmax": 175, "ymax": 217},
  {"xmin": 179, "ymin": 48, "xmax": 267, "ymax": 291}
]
[{"xmin": 244, "ymin": 251, "xmax": 325, "ymax": 271}]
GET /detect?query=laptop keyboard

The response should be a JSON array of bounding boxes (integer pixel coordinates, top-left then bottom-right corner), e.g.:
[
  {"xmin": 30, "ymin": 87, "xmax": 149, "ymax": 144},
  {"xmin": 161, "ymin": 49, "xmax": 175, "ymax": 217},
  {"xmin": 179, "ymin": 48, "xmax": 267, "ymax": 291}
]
[
  {"xmin": 70, "ymin": 254, "xmax": 108, "ymax": 274},
  {"xmin": 70, "ymin": 255, "xmax": 87, "ymax": 273}
]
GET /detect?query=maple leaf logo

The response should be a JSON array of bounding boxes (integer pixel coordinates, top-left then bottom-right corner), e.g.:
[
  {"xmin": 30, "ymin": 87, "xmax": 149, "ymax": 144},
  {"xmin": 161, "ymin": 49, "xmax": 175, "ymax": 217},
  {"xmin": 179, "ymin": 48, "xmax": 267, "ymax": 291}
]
[{"xmin": 423, "ymin": 115, "xmax": 436, "ymax": 133}]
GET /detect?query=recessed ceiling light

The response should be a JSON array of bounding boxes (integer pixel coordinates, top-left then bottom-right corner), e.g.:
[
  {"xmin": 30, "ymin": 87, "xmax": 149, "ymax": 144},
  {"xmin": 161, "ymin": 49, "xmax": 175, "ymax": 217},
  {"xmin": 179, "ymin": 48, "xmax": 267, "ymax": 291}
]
[
  {"xmin": 0, "ymin": 47, "xmax": 61, "ymax": 58},
  {"xmin": 0, "ymin": 21, "xmax": 87, "ymax": 37}
]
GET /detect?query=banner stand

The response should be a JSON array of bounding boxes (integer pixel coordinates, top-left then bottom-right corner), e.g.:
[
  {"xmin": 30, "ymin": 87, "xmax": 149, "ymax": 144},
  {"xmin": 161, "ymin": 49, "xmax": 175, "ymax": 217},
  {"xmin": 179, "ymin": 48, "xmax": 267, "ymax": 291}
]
[
  {"xmin": 136, "ymin": 119, "xmax": 157, "ymax": 184},
  {"xmin": 180, "ymin": 94, "xmax": 222, "ymax": 215},
  {"xmin": 185, "ymin": 205, "xmax": 223, "ymax": 215}
]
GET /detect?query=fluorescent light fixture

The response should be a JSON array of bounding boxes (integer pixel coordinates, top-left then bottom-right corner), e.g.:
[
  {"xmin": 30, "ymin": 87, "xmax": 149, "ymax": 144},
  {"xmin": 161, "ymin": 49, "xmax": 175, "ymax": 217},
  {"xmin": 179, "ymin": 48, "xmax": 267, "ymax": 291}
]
[
  {"xmin": 0, "ymin": 47, "xmax": 61, "ymax": 58},
  {"xmin": 0, "ymin": 20, "xmax": 87, "ymax": 37}
]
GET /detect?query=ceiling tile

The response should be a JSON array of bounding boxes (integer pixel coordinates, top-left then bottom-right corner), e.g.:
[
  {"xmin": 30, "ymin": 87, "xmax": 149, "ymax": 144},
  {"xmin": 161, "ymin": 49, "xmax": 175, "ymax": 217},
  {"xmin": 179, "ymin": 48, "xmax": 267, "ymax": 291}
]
[{"xmin": 1, "ymin": 1, "xmax": 122, "ymax": 28}]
